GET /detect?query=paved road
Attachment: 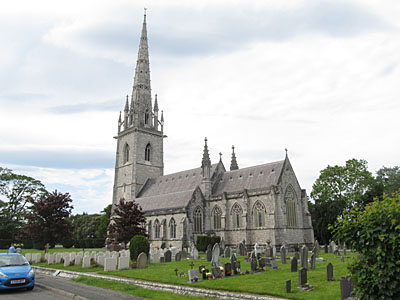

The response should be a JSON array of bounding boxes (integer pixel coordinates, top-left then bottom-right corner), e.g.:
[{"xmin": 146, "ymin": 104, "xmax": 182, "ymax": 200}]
[{"xmin": 1, "ymin": 273, "xmax": 145, "ymax": 300}]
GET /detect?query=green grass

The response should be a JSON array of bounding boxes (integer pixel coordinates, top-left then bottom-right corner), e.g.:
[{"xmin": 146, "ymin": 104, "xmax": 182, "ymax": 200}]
[
  {"xmin": 0, "ymin": 247, "xmax": 103, "ymax": 255},
  {"xmin": 72, "ymin": 276, "xmax": 211, "ymax": 300}
]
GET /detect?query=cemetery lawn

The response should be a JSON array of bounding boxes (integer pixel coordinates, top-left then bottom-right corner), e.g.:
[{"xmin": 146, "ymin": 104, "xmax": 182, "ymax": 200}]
[
  {"xmin": 73, "ymin": 276, "xmax": 211, "ymax": 300},
  {"xmin": 99, "ymin": 253, "xmax": 356, "ymax": 300}
]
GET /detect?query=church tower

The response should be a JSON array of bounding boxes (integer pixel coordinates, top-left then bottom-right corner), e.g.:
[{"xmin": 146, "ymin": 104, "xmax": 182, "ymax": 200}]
[{"xmin": 112, "ymin": 11, "xmax": 164, "ymax": 208}]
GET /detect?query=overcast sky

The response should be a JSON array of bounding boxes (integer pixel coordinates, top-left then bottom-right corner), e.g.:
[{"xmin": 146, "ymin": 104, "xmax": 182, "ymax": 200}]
[{"xmin": 1, "ymin": 0, "xmax": 399, "ymax": 214}]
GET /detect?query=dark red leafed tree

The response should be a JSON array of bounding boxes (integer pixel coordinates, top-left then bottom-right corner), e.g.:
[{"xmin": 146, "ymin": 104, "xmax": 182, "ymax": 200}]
[
  {"xmin": 22, "ymin": 190, "xmax": 73, "ymax": 246},
  {"xmin": 108, "ymin": 199, "xmax": 146, "ymax": 245}
]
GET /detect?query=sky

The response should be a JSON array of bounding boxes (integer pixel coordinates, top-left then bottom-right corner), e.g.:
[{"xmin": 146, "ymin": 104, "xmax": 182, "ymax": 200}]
[{"xmin": 0, "ymin": 0, "xmax": 399, "ymax": 214}]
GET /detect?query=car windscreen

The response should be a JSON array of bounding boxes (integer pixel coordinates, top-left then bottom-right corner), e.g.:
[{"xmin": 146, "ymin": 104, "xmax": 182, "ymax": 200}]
[{"xmin": 0, "ymin": 255, "xmax": 29, "ymax": 267}]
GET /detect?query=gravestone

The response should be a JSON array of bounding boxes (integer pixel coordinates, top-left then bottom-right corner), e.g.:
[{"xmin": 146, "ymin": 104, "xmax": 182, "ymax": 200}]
[
  {"xmin": 224, "ymin": 262, "xmax": 232, "ymax": 276},
  {"xmin": 206, "ymin": 244, "xmax": 212, "ymax": 252},
  {"xmin": 238, "ymin": 242, "xmax": 245, "ymax": 256},
  {"xmin": 63, "ymin": 255, "xmax": 70, "ymax": 267},
  {"xmin": 47, "ymin": 254, "xmax": 54, "ymax": 264},
  {"xmin": 300, "ymin": 245, "xmax": 308, "ymax": 270},
  {"xmin": 55, "ymin": 253, "xmax": 62, "ymax": 264},
  {"xmin": 220, "ymin": 239, "xmax": 225, "ymax": 254},
  {"xmin": 291, "ymin": 257, "xmax": 298, "ymax": 272},
  {"xmin": 298, "ymin": 267, "xmax": 307, "ymax": 288},
  {"xmin": 234, "ymin": 261, "xmax": 241, "ymax": 275},
  {"xmin": 271, "ymin": 259, "xmax": 279, "ymax": 270},
  {"xmin": 280, "ymin": 245, "xmax": 287, "ymax": 264},
  {"xmin": 224, "ymin": 247, "xmax": 231, "ymax": 258},
  {"xmin": 181, "ymin": 248, "xmax": 187, "ymax": 259},
  {"xmin": 82, "ymin": 256, "xmax": 91, "ymax": 268},
  {"xmin": 170, "ymin": 247, "xmax": 178, "ymax": 257},
  {"xmin": 211, "ymin": 243, "xmax": 221, "ymax": 267},
  {"xmin": 324, "ymin": 244, "xmax": 328, "ymax": 253},
  {"xmin": 264, "ymin": 257, "xmax": 272, "ymax": 267},
  {"xmin": 314, "ymin": 240, "xmax": 320, "ymax": 257},
  {"xmin": 340, "ymin": 276, "xmax": 354, "ymax": 300},
  {"xmin": 258, "ymin": 258, "xmax": 265, "ymax": 270},
  {"xmin": 327, "ymin": 263, "xmax": 335, "ymax": 281},
  {"xmin": 250, "ymin": 258, "xmax": 258, "ymax": 273},
  {"xmin": 193, "ymin": 247, "xmax": 199, "ymax": 260},
  {"xmin": 286, "ymin": 280, "xmax": 291, "ymax": 293},
  {"xmin": 32, "ymin": 253, "xmax": 41, "ymax": 263},
  {"xmin": 98, "ymin": 255, "xmax": 105, "ymax": 267},
  {"xmin": 175, "ymin": 252, "xmax": 181, "ymax": 262},
  {"xmin": 230, "ymin": 253, "xmax": 237, "ymax": 266},
  {"xmin": 211, "ymin": 267, "xmax": 222, "ymax": 278},
  {"xmin": 137, "ymin": 252, "xmax": 147, "ymax": 268},
  {"xmin": 25, "ymin": 253, "xmax": 32, "ymax": 262},
  {"xmin": 164, "ymin": 250, "xmax": 172, "ymax": 262},
  {"xmin": 310, "ymin": 253, "xmax": 316, "ymax": 270},
  {"xmin": 160, "ymin": 257, "xmax": 165, "ymax": 263},
  {"xmin": 118, "ymin": 256, "xmax": 130, "ymax": 270},
  {"xmin": 265, "ymin": 243, "xmax": 273, "ymax": 258},
  {"xmin": 206, "ymin": 249, "xmax": 212, "ymax": 261},
  {"xmin": 74, "ymin": 255, "xmax": 82, "ymax": 266},
  {"xmin": 188, "ymin": 269, "xmax": 200, "ymax": 282},
  {"xmin": 104, "ymin": 257, "xmax": 117, "ymax": 271}
]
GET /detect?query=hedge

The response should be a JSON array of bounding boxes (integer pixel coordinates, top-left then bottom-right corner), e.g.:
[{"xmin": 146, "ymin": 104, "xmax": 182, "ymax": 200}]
[
  {"xmin": 0, "ymin": 239, "xmax": 13, "ymax": 249},
  {"xmin": 196, "ymin": 235, "xmax": 221, "ymax": 252},
  {"xmin": 129, "ymin": 235, "xmax": 149, "ymax": 261}
]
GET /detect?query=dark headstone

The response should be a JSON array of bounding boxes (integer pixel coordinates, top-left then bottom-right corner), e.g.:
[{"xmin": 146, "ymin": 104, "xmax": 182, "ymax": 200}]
[
  {"xmin": 340, "ymin": 276, "xmax": 354, "ymax": 300},
  {"xmin": 341, "ymin": 256, "xmax": 344, "ymax": 263},
  {"xmin": 264, "ymin": 257, "xmax": 272, "ymax": 267},
  {"xmin": 291, "ymin": 257, "xmax": 298, "ymax": 272},
  {"xmin": 280, "ymin": 245, "xmax": 287, "ymax": 264},
  {"xmin": 324, "ymin": 244, "xmax": 328, "ymax": 253},
  {"xmin": 286, "ymin": 280, "xmax": 291, "ymax": 293},
  {"xmin": 211, "ymin": 267, "xmax": 222, "ymax": 279},
  {"xmin": 250, "ymin": 258, "xmax": 258, "ymax": 273},
  {"xmin": 258, "ymin": 258, "xmax": 265, "ymax": 270},
  {"xmin": 206, "ymin": 249, "xmax": 212, "ymax": 261},
  {"xmin": 234, "ymin": 261, "xmax": 241, "ymax": 275},
  {"xmin": 327, "ymin": 263, "xmax": 335, "ymax": 281},
  {"xmin": 310, "ymin": 253, "xmax": 316, "ymax": 270},
  {"xmin": 265, "ymin": 244, "xmax": 273, "ymax": 258},
  {"xmin": 224, "ymin": 247, "xmax": 231, "ymax": 258},
  {"xmin": 175, "ymin": 252, "xmax": 181, "ymax": 262},
  {"xmin": 238, "ymin": 242, "xmax": 245, "ymax": 256},
  {"xmin": 298, "ymin": 267, "xmax": 307, "ymax": 288},
  {"xmin": 224, "ymin": 262, "xmax": 232, "ymax": 276},
  {"xmin": 230, "ymin": 253, "xmax": 237, "ymax": 266},
  {"xmin": 207, "ymin": 244, "xmax": 212, "ymax": 252},
  {"xmin": 181, "ymin": 248, "xmax": 187, "ymax": 258},
  {"xmin": 164, "ymin": 250, "xmax": 172, "ymax": 262}
]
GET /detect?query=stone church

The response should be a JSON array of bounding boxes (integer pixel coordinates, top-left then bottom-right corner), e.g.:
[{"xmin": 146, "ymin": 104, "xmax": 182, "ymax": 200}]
[{"xmin": 111, "ymin": 13, "xmax": 314, "ymax": 250}]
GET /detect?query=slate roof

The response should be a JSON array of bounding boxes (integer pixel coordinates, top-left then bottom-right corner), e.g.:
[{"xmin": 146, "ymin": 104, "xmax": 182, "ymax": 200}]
[
  {"xmin": 212, "ymin": 160, "xmax": 285, "ymax": 195},
  {"xmin": 135, "ymin": 164, "xmax": 218, "ymax": 212}
]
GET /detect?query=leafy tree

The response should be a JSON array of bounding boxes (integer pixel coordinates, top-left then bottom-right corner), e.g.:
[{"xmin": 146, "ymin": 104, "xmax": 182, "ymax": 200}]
[
  {"xmin": 96, "ymin": 204, "xmax": 112, "ymax": 239},
  {"xmin": 0, "ymin": 167, "xmax": 47, "ymax": 239},
  {"xmin": 331, "ymin": 193, "xmax": 400, "ymax": 300},
  {"xmin": 129, "ymin": 235, "xmax": 149, "ymax": 261},
  {"xmin": 310, "ymin": 159, "xmax": 373, "ymax": 243},
  {"xmin": 108, "ymin": 199, "xmax": 146, "ymax": 245},
  {"xmin": 376, "ymin": 166, "xmax": 400, "ymax": 195},
  {"xmin": 21, "ymin": 190, "xmax": 73, "ymax": 246},
  {"xmin": 70, "ymin": 213, "xmax": 102, "ymax": 241}
]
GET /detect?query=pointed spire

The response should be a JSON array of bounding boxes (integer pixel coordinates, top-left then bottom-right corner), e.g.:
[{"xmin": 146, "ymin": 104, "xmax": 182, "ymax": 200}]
[
  {"xmin": 124, "ymin": 95, "xmax": 129, "ymax": 111},
  {"xmin": 118, "ymin": 111, "xmax": 122, "ymax": 133},
  {"xmin": 124, "ymin": 95, "xmax": 129, "ymax": 130},
  {"xmin": 219, "ymin": 152, "xmax": 222, "ymax": 162},
  {"xmin": 160, "ymin": 110, "xmax": 164, "ymax": 132},
  {"xmin": 154, "ymin": 94, "xmax": 158, "ymax": 111},
  {"xmin": 230, "ymin": 145, "xmax": 239, "ymax": 171},
  {"xmin": 201, "ymin": 137, "xmax": 211, "ymax": 169}
]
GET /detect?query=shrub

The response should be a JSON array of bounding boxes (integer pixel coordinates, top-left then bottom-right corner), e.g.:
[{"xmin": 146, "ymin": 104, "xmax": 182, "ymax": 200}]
[
  {"xmin": 332, "ymin": 193, "xmax": 400, "ymax": 300},
  {"xmin": 129, "ymin": 235, "xmax": 149, "ymax": 261},
  {"xmin": 0, "ymin": 239, "xmax": 13, "ymax": 249},
  {"xmin": 21, "ymin": 239, "xmax": 33, "ymax": 249},
  {"xmin": 62, "ymin": 238, "xmax": 74, "ymax": 248},
  {"xmin": 32, "ymin": 240, "xmax": 45, "ymax": 250},
  {"xmin": 196, "ymin": 235, "xmax": 221, "ymax": 251}
]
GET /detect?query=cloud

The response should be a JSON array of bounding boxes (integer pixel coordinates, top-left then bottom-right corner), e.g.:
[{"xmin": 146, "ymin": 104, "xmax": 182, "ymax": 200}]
[
  {"xmin": 46, "ymin": 99, "xmax": 121, "ymax": 114},
  {"xmin": 0, "ymin": 148, "xmax": 114, "ymax": 169}
]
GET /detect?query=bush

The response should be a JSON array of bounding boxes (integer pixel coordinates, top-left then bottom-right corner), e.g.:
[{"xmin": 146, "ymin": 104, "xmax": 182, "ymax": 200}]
[
  {"xmin": 0, "ymin": 239, "xmax": 13, "ymax": 249},
  {"xmin": 32, "ymin": 240, "xmax": 45, "ymax": 250},
  {"xmin": 129, "ymin": 235, "xmax": 149, "ymax": 261},
  {"xmin": 21, "ymin": 239, "xmax": 33, "ymax": 249},
  {"xmin": 332, "ymin": 193, "xmax": 400, "ymax": 300},
  {"xmin": 196, "ymin": 235, "xmax": 221, "ymax": 252},
  {"xmin": 62, "ymin": 238, "xmax": 74, "ymax": 248}
]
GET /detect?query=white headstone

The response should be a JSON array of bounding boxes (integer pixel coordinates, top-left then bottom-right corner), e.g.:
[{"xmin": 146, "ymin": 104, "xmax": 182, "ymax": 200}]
[
  {"xmin": 33, "ymin": 253, "xmax": 41, "ymax": 263},
  {"xmin": 64, "ymin": 255, "xmax": 71, "ymax": 267},
  {"xmin": 104, "ymin": 257, "xmax": 117, "ymax": 271},
  {"xmin": 118, "ymin": 256, "xmax": 130, "ymax": 270},
  {"xmin": 82, "ymin": 256, "xmax": 91, "ymax": 268},
  {"xmin": 170, "ymin": 247, "xmax": 178, "ymax": 257},
  {"xmin": 25, "ymin": 253, "xmax": 32, "ymax": 262},
  {"xmin": 74, "ymin": 255, "xmax": 82, "ymax": 266},
  {"xmin": 193, "ymin": 247, "xmax": 199, "ymax": 260},
  {"xmin": 47, "ymin": 254, "xmax": 54, "ymax": 264},
  {"xmin": 55, "ymin": 253, "xmax": 62, "ymax": 264}
]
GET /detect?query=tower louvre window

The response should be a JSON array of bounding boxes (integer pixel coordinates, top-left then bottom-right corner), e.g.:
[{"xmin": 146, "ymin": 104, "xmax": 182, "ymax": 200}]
[
  {"xmin": 145, "ymin": 109, "xmax": 149, "ymax": 125},
  {"xmin": 145, "ymin": 143, "xmax": 151, "ymax": 161},
  {"xmin": 123, "ymin": 144, "xmax": 130, "ymax": 163}
]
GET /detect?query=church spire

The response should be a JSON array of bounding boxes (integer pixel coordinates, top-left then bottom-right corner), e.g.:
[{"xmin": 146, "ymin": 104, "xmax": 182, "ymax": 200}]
[
  {"xmin": 131, "ymin": 10, "xmax": 153, "ymax": 127},
  {"xmin": 230, "ymin": 145, "xmax": 239, "ymax": 170},
  {"xmin": 201, "ymin": 138, "xmax": 212, "ymax": 198},
  {"xmin": 201, "ymin": 137, "xmax": 211, "ymax": 170}
]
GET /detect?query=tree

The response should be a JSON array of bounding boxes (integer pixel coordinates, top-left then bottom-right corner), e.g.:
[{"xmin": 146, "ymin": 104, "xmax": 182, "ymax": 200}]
[
  {"xmin": 0, "ymin": 167, "xmax": 47, "ymax": 239},
  {"xmin": 310, "ymin": 159, "xmax": 373, "ymax": 243},
  {"xmin": 70, "ymin": 213, "xmax": 102, "ymax": 241},
  {"xmin": 376, "ymin": 166, "xmax": 400, "ymax": 195},
  {"xmin": 331, "ymin": 193, "xmax": 400, "ymax": 300},
  {"xmin": 21, "ymin": 190, "xmax": 73, "ymax": 246},
  {"xmin": 96, "ymin": 204, "xmax": 112, "ymax": 239},
  {"xmin": 108, "ymin": 199, "xmax": 146, "ymax": 245}
]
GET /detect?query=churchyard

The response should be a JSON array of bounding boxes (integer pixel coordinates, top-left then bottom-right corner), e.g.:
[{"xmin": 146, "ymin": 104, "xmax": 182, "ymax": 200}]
[{"xmin": 9, "ymin": 241, "xmax": 356, "ymax": 300}]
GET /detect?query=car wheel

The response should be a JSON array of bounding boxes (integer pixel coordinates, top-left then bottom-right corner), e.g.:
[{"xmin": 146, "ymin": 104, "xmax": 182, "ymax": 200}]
[{"xmin": 27, "ymin": 284, "xmax": 34, "ymax": 291}]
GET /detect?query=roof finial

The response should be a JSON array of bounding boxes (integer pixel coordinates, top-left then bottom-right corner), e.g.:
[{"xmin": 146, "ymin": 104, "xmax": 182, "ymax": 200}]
[
  {"xmin": 219, "ymin": 152, "xmax": 222, "ymax": 162},
  {"xmin": 144, "ymin": 8, "xmax": 147, "ymax": 16},
  {"xmin": 201, "ymin": 137, "xmax": 211, "ymax": 169},
  {"xmin": 285, "ymin": 148, "xmax": 288, "ymax": 156},
  {"xmin": 230, "ymin": 145, "xmax": 239, "ymax": 170}
]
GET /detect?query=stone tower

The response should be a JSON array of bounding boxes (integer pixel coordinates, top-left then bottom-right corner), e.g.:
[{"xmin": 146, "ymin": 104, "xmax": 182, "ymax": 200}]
[{"xmin": 112, "ymin": 12, "xmax": 164, "ymax": 209}]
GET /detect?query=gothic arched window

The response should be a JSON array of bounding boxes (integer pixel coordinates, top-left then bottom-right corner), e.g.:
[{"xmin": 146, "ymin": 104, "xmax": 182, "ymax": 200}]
[
  {"xmin": 145, "ymin": 109, "xmax": 149, "ymax": 125},
  {"xmin": 145, "ymin": 143, "xmax": 151, "ymax": 161},
  {"xmin": 194, "ymin": 207, "xmax": 202, "ymax": 233},
  {"xmin": 212, "ymin": 206, "xmax": 222, "ymax": 230},
  {"xmin": 123, "ymin": 144, "xmax": 130, "ymax": 163},
  {"xmin": 147, "ymin": 221, "xmax": 152, "ymax": 240},
  {"xmin": 154, "ymin": 219, "xmax": 160, "ymax": 238},
  {"xmin": 253, "ymin": 201, "xmax": 266, "ymax": 228},
  {"xmin": 285, "ymin": 186, "xmax": 297, "ymax": 228},
  {"xmin": 169, "ymin": 218, "xmax": 176, "ymax": 239},
  {"xmin": 231, "ymin": 203, "xmax": 243, "ymax": 229}
]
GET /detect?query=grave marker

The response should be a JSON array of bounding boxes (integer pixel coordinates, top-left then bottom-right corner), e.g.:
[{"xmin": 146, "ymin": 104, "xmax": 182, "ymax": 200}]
[
  {"xmin": 291, "ymin": 257, "xmax": 298, "ymax": 272},
  {"xmin": 300, "ymin": 245, "xmax": 308, "ymax": 270},
  {"xmin": 164, "ymin": 250, "xmax": 172, "ymax": 262},
  {"xmin": 310, "ymin": 253, "xmax": 316, "ymax": 270},
  {"xmin": 340, "ymin": 276, "xmax": 354, "ymax": 300},
  {"xmin": 188, "ymin": 269, "xmax": 200, "ymax": 282},
  {"xmin": 286, "ymin": 280, "xmax": 291, "ymax": 293},
  {"xmin": 298, "ymin": 267, "xmax": 307, "ymax": 288},
  {"xmin": 211, "ymin": 267, "xmax": 222, "ymax": 279},
  {"xmin": 104, "ymin": 257, "xmax": 117, "ymax": 271},
  {"xmin": 137, "ymin": 252, "xmax": 147, "ymax": 268},
  {"xmin": 175, "ymin": 252, "xmax": 181, "ymax": 262},
  {"xmin": 280, "ymin": 245, "xmax": 287, "ymax": 264},
  {"xmin": 327, "ymin": 263, "xmax": 335, "ymax": 281}
]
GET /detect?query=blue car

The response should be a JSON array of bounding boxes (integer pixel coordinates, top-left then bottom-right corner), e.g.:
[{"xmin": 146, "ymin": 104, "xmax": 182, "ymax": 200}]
[{"xmin": 0, "ymin": 253, "xmax": 35, "ymax": 291}]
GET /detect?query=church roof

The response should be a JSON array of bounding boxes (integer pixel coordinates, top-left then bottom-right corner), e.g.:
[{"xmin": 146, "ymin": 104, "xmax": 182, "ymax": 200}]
[
  {"xmin": 212, "ymin": 160, "xmax": 285, "ymax": 195},
  {"xmin": 135, "ymin": 164, "xmax": 218, "ymax": 212}
]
